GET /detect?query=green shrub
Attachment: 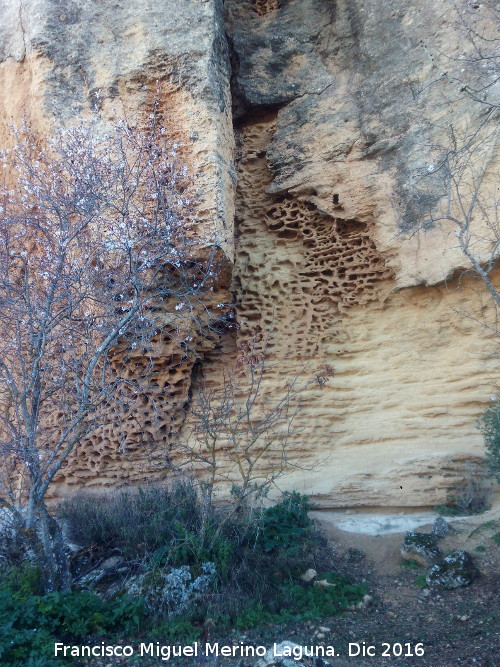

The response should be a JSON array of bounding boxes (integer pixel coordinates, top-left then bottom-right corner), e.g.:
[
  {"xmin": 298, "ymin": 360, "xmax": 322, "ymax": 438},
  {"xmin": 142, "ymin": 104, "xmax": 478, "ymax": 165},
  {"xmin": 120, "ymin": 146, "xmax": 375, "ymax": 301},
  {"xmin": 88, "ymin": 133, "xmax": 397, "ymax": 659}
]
[
  {"xmin": 59, "ymin": 480, "xmax": 206, "ymax": 559},
  {"xmin": 258, "ymin": 492, "xmax": 312, "ymax": 555},
  {"xmin": 3, "ymin": 564, "xmax": 44, "ymax": 600},
  {"xmin": 278, "ymin": 574, "xmax": 365, "ymax": 618},
  {"xmin": 235, "ymin": 601, "xmax": 275, "ymax": 629},
  {"xmin": 479, "ymin": 399, "xmax": 500, "ymax": 482},
  {"xmin": 151, "ymin": 617, "xmax": 202, "ymax": 642},
  {"xmin": 57, "ymin": 487, "xmax": 363, "ymax": 641},
  {"xmin": 234, "ymin": 574, "xmax": 365, "ymax": 629},
  {"xmin": 0, "ymin": 568, "xmax": 145, "ymax": 667},
  {"xmin": 433, "ymin": 501, "xmax": 462, "ymax": 517},
  {"xmin": 400, "ymin": 560, "xmax": 422, "ymax": 570}
]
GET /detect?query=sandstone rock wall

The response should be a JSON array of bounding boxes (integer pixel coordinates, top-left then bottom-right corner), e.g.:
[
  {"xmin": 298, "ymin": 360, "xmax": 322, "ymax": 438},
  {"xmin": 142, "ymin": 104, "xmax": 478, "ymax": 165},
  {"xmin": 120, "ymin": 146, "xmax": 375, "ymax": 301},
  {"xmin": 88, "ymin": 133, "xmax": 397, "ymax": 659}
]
[
  {"xmin": 0, "ymin": 0, "xmax": 236, "ymax": 494},
  {"xmin": 0, "ymin": 0, "xmax": 498, "ymax": 507},
  {"xmin": 1, "ymin": 0, "xmax": 235, "ymax": 250},
  {"xmin": 201, "ymin": 108, "xmax": 499, "ymax": 508},
  {"xmin": 222, "ymin": 0, "xmax": 500, "ymax": 508}
]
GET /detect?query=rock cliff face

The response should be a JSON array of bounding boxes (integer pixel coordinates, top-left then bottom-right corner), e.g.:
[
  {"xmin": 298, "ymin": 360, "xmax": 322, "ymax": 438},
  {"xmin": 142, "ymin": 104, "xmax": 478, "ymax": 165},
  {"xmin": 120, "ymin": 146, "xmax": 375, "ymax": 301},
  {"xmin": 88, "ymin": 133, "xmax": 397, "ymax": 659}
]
[
  {"xmin": 0, "ymin": 0, "xmax": 236, "ymax": 493},
  {"xmin": 0, "ymin": 0, "xmax": 498, "ymax": 507}
]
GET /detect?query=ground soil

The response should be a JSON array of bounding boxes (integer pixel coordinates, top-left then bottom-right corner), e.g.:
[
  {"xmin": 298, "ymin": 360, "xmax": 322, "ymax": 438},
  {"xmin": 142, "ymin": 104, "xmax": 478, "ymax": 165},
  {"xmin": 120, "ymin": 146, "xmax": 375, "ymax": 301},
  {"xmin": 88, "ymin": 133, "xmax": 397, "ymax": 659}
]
[
  {"xmin": 87, "ymin": 512, "xmax": 499, "ymax": 667},
  {"xmin": 302, "ymin": 513, "xmax": 500, "ymax": 666}
]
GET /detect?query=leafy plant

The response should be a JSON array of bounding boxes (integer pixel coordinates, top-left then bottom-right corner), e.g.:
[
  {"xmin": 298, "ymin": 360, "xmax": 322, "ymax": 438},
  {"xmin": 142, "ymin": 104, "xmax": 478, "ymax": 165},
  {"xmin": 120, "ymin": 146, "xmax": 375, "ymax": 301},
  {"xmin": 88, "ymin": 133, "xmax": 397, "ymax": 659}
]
[
  {"xmin": 401, "ymin": 560, "xmax": 423, "ymax": 570},
  {"xmin": 151, "ymin": 617, "xmax": 202, "ymax": 642},
  {"xmin": 234, "ymin": 574, "xmax": 365, "ymax": 628},
  {"xmin": 434, "ymin": 500, "xmax": 461, "ymax": 517},
  {"xmin": 258, "ymin": 492, "xmax": 312, "ymax": 555},
  {"xmin": 0, "ymin": 571, "xmax": 146, "ymax": 666},
  {"xmin": 55, "ymin": 488, "xmax": 363, "ymax": 642}
]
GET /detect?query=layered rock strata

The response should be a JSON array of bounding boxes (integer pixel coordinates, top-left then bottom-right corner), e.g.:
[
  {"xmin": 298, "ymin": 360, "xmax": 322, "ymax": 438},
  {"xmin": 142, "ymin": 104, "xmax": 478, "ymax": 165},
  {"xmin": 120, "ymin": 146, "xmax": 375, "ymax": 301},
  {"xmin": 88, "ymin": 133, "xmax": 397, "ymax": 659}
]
[
  {"xmin": 0, "ymin": 0, "xmax": 498, "ymax": 507},
  {"xmin": 0, "ymin": 0, "xmax": 236, "ymax": 492},
  {"xmin": 221, "ymin": 0, "xmax": 500, "ymax": 508}
]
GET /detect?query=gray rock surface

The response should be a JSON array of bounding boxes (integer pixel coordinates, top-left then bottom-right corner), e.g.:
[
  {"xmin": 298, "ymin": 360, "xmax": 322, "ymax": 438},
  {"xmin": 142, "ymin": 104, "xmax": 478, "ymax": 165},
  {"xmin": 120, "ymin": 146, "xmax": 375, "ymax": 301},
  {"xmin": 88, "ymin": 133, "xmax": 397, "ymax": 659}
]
[
  {"xmin": 426, "ymin": 549, "xmax": 480, "ymax": 589},
  {"xmin": 433, "ymin": 516, "xmax": 454, "ymax": 538},
  {"xmin": 226, "ymin": 0, "xmax": 498, "ymax": 286},
  {"xmin": 256, "ymin": 641, "xmax": 305, "ymax": 667},
  {"xmin": 1, "ymin": 0, "xmax": 230, "ymax": 117},
  {"xmin": 400, "ymin": 531, "xmax": 442, "ymax": 567}
]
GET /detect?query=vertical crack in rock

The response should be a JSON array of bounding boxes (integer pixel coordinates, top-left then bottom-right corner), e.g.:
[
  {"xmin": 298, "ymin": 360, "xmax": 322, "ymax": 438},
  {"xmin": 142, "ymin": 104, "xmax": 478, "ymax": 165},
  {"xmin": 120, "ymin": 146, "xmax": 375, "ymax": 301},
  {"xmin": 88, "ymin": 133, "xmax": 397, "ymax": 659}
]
[
  {"xmin": 17, "ymin": 0, "xmax": 26, "ymax": 60},
  {"xmin": 225, "ymin": 0, "xmax": 394, "ymax": 359}
]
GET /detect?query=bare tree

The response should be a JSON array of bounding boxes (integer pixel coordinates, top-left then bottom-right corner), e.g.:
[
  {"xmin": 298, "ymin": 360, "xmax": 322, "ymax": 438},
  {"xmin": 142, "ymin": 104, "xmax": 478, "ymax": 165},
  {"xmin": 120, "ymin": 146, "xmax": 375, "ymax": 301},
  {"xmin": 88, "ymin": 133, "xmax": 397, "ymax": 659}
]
[
  {"xmin": 414, "ymin": 115, "xmax": 499, "ymax": 305},
  {"xmin": 178, "ymin": 340, "xmax": 334, "ymax": 550},
  {"xmin": 0, "ymin": 111, "xmax": 221, "ymax": 592},
  {"xmin": 400, "ymin": 1, "xmax": 499, "ymax": 305}
]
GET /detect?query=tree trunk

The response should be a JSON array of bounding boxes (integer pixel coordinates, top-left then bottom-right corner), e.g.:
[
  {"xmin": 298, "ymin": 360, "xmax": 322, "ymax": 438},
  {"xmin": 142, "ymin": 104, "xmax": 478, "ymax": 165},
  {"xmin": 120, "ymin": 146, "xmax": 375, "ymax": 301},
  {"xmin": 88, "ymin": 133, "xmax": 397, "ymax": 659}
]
[{"xmin": 25, "ymin": 500, "xmax": 71, "ymax": 593}]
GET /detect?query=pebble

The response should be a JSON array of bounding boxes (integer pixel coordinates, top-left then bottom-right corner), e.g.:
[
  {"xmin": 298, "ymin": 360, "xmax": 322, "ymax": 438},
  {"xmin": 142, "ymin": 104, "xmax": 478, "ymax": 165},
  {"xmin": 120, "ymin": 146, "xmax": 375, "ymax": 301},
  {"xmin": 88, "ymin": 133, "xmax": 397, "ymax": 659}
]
[
  {"xmin": 301, "ymin": 568, "xmax": 317, "ymax": 582},
  {"xmin": 319, "ymin": 626, "xmax": 331, "ymax": 632}
]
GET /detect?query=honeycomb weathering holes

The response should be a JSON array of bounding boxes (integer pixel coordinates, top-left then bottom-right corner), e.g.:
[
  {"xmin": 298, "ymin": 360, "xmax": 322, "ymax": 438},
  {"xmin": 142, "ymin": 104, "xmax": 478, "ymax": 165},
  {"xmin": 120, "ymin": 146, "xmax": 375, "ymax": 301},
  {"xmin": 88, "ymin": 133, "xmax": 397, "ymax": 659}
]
[
  {"xmin": 253, "ymin": 0, "xmax": 280, "ymax": 18},
  {"xmin": 233, "ymin": 115, "xmax": 393, "ymax": 356},
  {"xmin": 49, "ymin": 113, "xmax": 392, "ymax": 491}
]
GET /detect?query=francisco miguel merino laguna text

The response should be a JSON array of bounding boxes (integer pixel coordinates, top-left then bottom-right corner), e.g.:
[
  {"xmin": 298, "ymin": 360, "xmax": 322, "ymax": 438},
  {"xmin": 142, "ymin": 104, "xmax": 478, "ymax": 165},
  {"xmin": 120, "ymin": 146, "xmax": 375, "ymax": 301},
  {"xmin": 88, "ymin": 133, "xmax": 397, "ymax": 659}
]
[{"xmin": 54, "ymin": 642, "xmax": 340, "ymax": 661}]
